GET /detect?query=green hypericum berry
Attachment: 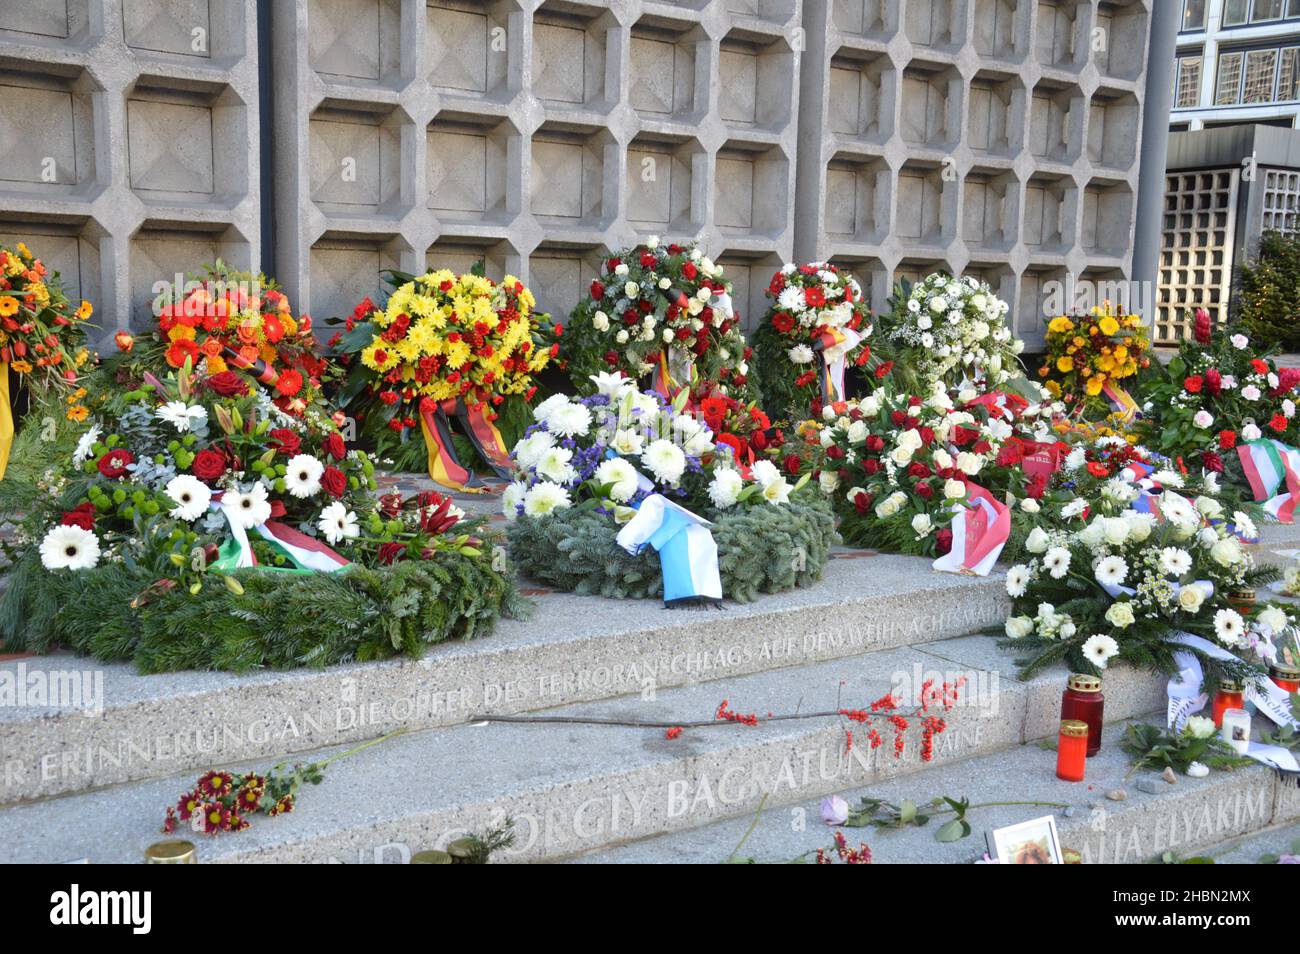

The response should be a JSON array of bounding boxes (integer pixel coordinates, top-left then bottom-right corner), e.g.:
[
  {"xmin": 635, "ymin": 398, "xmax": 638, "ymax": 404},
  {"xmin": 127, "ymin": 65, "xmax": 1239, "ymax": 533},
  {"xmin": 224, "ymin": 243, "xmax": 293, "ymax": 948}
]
[
  {"xmin": 183, "ymin": 434, "xmax": 196, "ymax": 446},
  {"xmin": 112, "ymin": 488, "xmax": 126, "ymax": 504},
  {"xmin": 143, "ymin": 501, "xmax": 159, "ymax": 516},
  {"xmin": 274, "ymin": 478, "xmax": 286, "ymax": 493}
]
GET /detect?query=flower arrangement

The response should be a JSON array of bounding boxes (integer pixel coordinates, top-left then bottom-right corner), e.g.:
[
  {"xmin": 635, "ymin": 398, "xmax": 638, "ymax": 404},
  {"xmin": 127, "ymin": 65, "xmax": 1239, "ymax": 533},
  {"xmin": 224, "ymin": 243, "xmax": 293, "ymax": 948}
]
[
  {"xmin": 1001, "ymin": 459, "xmax": 1284, "ymax": 680},
  {"xmin": 1144, "ymin": 311, "xmax": 1300, "ymax": 487},
  {"xmin": 502, "ymin": 374, "xmax": 835, "ymax": 601},
  {"xmin": 750, "ymin": 262, "xmax": 876, "ymax": 420},
  {"xmin": 1040, "ymin": 302, "xmax": 1149, "ymax": 413},
  {"xmin": 0, "ymin": 272, "xmax": 523, "ymax": 673},
  {"xmin": 555, "ymin": 237, "xmax": 751, "ymax": 401},
  {"xmin": 331, "ymin": 269, "xmax": 551, "ymax": 481},
  {"xmin": 797, "ymin": 381, "xmax": 1063, "ymax": 556},
  {"xmin": 885, "ymin": 273, "xmax": 1022, "ymax": 393}
]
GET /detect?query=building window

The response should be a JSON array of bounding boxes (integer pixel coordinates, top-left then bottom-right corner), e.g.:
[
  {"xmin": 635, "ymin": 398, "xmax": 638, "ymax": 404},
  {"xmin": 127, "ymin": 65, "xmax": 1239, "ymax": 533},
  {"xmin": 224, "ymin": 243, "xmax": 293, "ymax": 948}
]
[
  {"xmin": 1282, "ymin": 47, "xmax": 1300, "ymax": 100},
  {"xmin": 1254, "ymin": 0, "xmax": 1286, "ymax": 20},
  {"xmin": 1291, "ymin": 0, "xmax": 1300, "ymax": 18},
  {"xmin": 1243, "ymin": 48, "xmax": 1279, "ymax": 102},
  {"xmin": 1176, "ymin": 56, "xmax": 1203, "ymax": 107},
  {"xmin": 1216, "ymin": 51, "xmax": 1244, "ymax": 104},
  {"xmin": 1182, "ymin": 0, "xmax": 1208, "ymax": 30},
  {"xmin": 1223, "ymin": 0, "xmax": 1249, "ymax": 25}
]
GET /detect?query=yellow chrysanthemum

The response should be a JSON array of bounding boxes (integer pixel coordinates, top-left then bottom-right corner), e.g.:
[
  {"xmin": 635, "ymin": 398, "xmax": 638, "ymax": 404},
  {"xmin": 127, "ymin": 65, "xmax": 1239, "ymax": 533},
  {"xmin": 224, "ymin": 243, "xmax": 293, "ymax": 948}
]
[
  {"xmin": 1098, "ymin": 316, "xmax": 1120, "ymax": 336},
  {"xmin": 1056, "ymin": 356, "xmax": 1074, "ymax": 373},
  {"xmin": 1086, "ymin": 374, "xmax": 1106, "ymax": 396},
  {"xmin": 1048, "ymin": 316, "xmax": 1074, "ymax": 334}
]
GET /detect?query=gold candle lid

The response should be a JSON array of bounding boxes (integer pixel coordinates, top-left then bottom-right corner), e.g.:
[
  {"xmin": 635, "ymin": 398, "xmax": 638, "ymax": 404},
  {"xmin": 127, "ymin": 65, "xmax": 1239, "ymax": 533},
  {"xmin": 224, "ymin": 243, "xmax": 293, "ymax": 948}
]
[
  {"xmin": 1062, "ymin": 848, "xmax": 1082, "ymax": 864},
  {"xmin": 144, "ymin": 840, "xmax": 196, "ymax": 864},
  {"xmin": 1059, "ymin": 720, "xmax": 1089, "ymax": 738},
  {"xmin": 411, "ymin": 850, "xmax": 453, "ymax": 864},
  {"xmin": 1067, "ymin": 673, "xmax": 1102, "ymax": 693},
  {"xmin": 446, "ymin": 837, "xmax": 476, "ymax": 861}
]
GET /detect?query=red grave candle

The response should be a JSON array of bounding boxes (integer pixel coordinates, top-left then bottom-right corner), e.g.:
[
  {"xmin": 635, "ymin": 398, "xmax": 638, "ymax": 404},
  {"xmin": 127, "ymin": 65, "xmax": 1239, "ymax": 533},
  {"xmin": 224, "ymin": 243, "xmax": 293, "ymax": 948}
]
[
  {"xmin": 1056, "ymin": 720, "xmax": 1088, "ymax": 782},
  {"xmin": 1060, "ymin": 673, "xmax": 1104, "ymax": 757},
  {"xmin": 1211, "ymin": 679, "xmax": 1244, "ymax": 728},
  {"xmin": 1270, "ymin": 663, "xmax": 1300, "ymax": 695}
]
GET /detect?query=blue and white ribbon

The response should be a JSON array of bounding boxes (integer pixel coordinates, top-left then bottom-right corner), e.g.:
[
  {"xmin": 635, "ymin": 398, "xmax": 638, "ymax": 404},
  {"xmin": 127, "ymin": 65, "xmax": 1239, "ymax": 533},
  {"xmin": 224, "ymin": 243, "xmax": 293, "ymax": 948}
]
[{"xmin": 616, "ymin": 493, "xmax": 723, "ymax": 606}]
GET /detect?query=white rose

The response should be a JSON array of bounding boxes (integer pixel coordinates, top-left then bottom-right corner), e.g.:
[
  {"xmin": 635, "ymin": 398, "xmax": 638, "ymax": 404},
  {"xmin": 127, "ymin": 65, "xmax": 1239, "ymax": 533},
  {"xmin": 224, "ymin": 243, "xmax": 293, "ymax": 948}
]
[
  {"xmin": 819, "ymin": 471, "xmax": 840, "ymax": 494},
  {"xmin": 943, "ymin": 479, "xmax": 966, "ymax": 500},
  {"xmin": 1177, "ymin": 584, "xmax": 1206, "ymax": 614},
  {"xmin": 1020, "ymin": 497, "xmax": 1040, "ymax": 514},
  {"xmin": 1004, "ymin": 616, "xmax": 1034, "ymax": 639},
  {"xmin": 592, "ymin": 310, "xmax": 609, "ymax": 331},
  {"xmin": 1105, "ymin": 602, "xmax": 1136, "ymax": 628},
  {"xmin": 911, "ymin": 513, "xmax": 933, "ymax": 536},
  {"xmin": 1025, "ymin": 527, "xmax": 1050, "ymax": 553},
  {"xmin": 624, "ymin": 281, "xmax": 640, "ymax": 297}
]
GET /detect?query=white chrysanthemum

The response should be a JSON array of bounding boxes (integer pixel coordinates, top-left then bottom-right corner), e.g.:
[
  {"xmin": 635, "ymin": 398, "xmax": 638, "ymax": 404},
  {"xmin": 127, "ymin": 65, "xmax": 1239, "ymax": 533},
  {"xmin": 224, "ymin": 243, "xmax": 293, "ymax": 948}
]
[
  {"xmin": 1213, "ymin": 608, "xmax": 1245, "ymax": 647},
  {"xmin": 73, "ymin": 424, "xmax": 101, "ymax": 467},
  {"xmin": 39, "ymin": 524, "xmax": 101, "ymax": 571},
  {"xmin": 522, "ymin": 481, "xmax": 571, "ymax": 516},
  {"xmin": 165, "ymin": 474, "xmax": 212, "ymax": 521},
  {"xmin": 1159, "ymin": 547, "xmax": 1192, "ymax": 577},
  {"xmin": 643, "ymin": 439, "xmax": 686, "ymax": 485},
  {"xmin": 513, "ymin": 431, "xmax": 555, "ymax": 470},
  {"xmin": 777, "ymin": 287, "xmax": 804, "ymax": 311},
  {"xmin": 787, "ymin": 344, "xmax": 814, "ymax": 364},
  {"xmin": 708, "ymin": 468, "xmax": 744, "ymax": 509},
  {"xmin": 1064, "ymin": 448, "xmax": 1086, "ymax": 471},
  {"xmin": 317, "ymin": 500, "xmax": 359, "ymax": 545},
  {"xmin": 547, "ymin": 401, "xmax": 592, "ymax": 438},
  {"xmin": 750, "ymin": 459, "xmax": 780, "ymax": 487},
  {"xmin": 284, "ymin": 454, "xmax": 325, "ymax": 499},
  {"xmin": 156, "ymin": 400, "xmax": 208, "ymax": 433},
  {"xmin": 501, "ymin": 480, "xmax": 527, "ymax": 519},
  {"xmin": 594, "ymin": 457, "xmax": 639, "ymax": 502},
  {"xmin": 532, "ymin": 394, "xmax": 572, "ymax": 423},
  {"xmin": 1043, "ymin": 546, "xmax": 1071, "ymax": 579},
  {"xmin": 1082, "ymin": 633, "xmax": 1120, "ymax": 669},
  {"xmin": 224, "ymin": 482, "xmax": 271, "ymax": 529},
  {"xmin": 1258, "ymin": 604, "xmax": 1289, "ymax": 633},
  {"xmin": 1005, "ymin": 565, "xmax": 1030, "ymax": 598},
  {"xmin": 536, "ymin": 446, "xmax": 577, "ymax": 485},
  {"xmin": 1233, "ymin": 510, "xmax": 1258, "ymax": 540},
  {"xmin": 1095, "ymin": 555, "xmax": 1128, "ymax": 587}
]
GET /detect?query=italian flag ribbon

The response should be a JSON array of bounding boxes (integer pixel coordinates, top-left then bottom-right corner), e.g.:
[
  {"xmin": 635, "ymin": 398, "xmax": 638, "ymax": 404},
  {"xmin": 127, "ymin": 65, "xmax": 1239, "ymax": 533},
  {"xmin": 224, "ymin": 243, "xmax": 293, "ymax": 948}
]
[
  {"xmin": 419, "ymin": 397, "xmax": 511, "ymax": 494},
  {"xmin": 811, "ymin": 327, "xmax": 863, "ymax": 404},
  {"xmin": 208, "ymin": 496, "xmax": 350, "ymax": 574},
  {"xmin": 932, "ymin": 481, "xmax": 1010, "ymax": 577},
  {"xmin": 1236, "ymin": 439, "xmax": 1300, "ymax": 523},
  {"xmin": 0, "ymin": 362, "xmax": 12, "ymax": 480},
  {"xmin": 616, "ymin": 493, "xmax": 723, "ymax": 607}
]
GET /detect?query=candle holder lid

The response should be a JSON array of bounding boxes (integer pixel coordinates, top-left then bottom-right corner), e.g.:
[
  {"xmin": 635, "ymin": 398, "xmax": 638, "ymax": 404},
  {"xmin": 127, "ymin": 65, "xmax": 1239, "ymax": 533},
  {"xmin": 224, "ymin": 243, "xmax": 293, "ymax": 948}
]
[
  {"xmin": 1271, "ymin": 662, "xmax": 1300, "ymax": 680},
  {"xmin": 1067, "ymin": 673, "xmax": 1102, "ymax": 692},
  {"xmin": 144, "ymin": 840, "xmax": 196, "ymax": 864},
  {"xmin": 1218, "ymin": 678, "xmax": 1244, "ymax": 692},
  {"xmin": 411, "ymin": 850, "xmax": 453, "ymax": 865},
  {"xmin": 1059, "ymin": 719, "xmax": 1089, "ymax": 737}
]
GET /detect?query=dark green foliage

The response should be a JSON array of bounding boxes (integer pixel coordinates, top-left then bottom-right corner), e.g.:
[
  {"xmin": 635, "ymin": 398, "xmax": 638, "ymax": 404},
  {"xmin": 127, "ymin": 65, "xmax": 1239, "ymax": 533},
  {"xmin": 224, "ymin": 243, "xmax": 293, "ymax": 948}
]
[
  {"xmin": 0, "ymin": 548, "xmax": 528, "ymax": 673},
  {"xmin": 750, "ymin": 318, "xmax": 805, "ymax": 422},
  {"xmin": 1238, "ymin": 232, "xmax": 1300, "ymax": 351},
  {"xmin": 506, "ymin": 499, "xmax": 838, "ymax": 602}
]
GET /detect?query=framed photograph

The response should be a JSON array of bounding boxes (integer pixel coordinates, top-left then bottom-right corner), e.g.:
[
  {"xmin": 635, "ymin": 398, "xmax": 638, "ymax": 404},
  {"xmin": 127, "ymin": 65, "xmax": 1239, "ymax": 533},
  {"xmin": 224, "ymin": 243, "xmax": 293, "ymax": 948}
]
[{"xmin": 985, "ymin": 815, "xmax": 1064, "ymax": 864}]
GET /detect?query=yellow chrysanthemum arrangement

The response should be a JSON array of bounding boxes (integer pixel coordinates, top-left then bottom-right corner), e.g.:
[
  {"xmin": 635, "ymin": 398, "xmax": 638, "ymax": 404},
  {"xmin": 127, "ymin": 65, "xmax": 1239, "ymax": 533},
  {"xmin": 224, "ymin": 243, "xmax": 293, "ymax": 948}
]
[{"xmin": 1039, "ymin": 303, "xmax": 1149, "ymax": 411}]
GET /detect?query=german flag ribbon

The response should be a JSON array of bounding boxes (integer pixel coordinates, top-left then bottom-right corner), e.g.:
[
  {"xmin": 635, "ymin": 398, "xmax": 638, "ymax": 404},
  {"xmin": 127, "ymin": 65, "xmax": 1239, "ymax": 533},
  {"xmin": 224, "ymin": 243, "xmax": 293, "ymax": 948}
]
[
  {"xmin": 0, "ymin": 362, "xmax": 12, "ymax": 481},
  {"xmin": 454, "ymin": 398, "xmax": 513, "ymax": 479},
  {"xmin": 420, "ymin": 399, "xmax": 490, "ymax": 493},
  {"xmin": 810, "ymin": 327, "xmax": 861, "ymax": 404}
]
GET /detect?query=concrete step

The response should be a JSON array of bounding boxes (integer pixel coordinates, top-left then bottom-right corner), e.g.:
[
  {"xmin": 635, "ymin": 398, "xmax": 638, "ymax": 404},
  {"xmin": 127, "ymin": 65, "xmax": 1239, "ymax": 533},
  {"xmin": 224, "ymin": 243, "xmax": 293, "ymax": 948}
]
[
  {"xmin": 1203, "ymin": 821, "xmax": 1300, "ymax": 864},
  {"xmin": 0, "ymin": 634, "xmax": 1173, "ymax": 863},
  {"xmin": 0, "ymin": 551, "xmax": 1008, "ymax": 805},
  {"xmin": 571, "ymin": 718, "xmax": 1294, "ymax": 865}
]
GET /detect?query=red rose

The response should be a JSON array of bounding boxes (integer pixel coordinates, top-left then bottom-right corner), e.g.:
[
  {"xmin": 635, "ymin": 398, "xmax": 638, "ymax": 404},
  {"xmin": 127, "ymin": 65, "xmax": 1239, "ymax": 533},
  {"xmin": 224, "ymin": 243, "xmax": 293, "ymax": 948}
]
[
  {"xmin": 269, "ymin": 428, "xmax": 301, "ymax": 456},
  {"xmin": 914, "ymin": 480, "xmax": 933, "ymax": 499},
  {"xmin": 852, "ymin": 491, "xmax": 872, "ymax": 515},
  {"xmin": 640, "ymin": 252, "xmax": 656, "ymax": 267},
  {"xmin": 1218, "ymin": 429, "xmax": 1237, "ymax": 450},
  {"xmin": 908, "ymin": 462, "xmax": 931, "ymax": 479},
  {"xmin": 863, "ymin": 458, "xmax": 881, "ymax": 475},
  {"xmin": 61, "ymin": 503, "xmax": 96, "ymax": 531},
  {"xmin": 783, "ymin": 454, "xmax": 802, "ymax": 476},
  {"xmin": 191, "ymin": 449, "xmax": 227, "ymax": 481},
  {"xmin": 590, "ymin": 280, "xmax": 605, "ymax": 300},
  {"xmin": 935, "ymin": 529, "xmax": 953, "ymax": 555},
  {"xmin": 1183, "ymin": 375, "xmax": 1203, "ymax": 394},
  {"xmin": 321, "ymin": 465, "xmax": 347, "ymax": 498},
  {"xmin": 97, "ymin": 449, "xmax": 134, "ymax": 479},
  {"xmin": 323, "ymin": 432, "xmax": 346, "ymax": 461},
  {"xmin": 1027, "ymin": 473, "xmax": 1049, "ymax": 499},
  {"xmin": 206, "ymin": 370, "xmax": 249, "ymax": 397},
  {"xmin": 682, "ymin": 262, "xmax": 698, "ymax": 281},
  {"xmin": 866, "ymin": 435, "xmax": 885, "ymax": 452}
]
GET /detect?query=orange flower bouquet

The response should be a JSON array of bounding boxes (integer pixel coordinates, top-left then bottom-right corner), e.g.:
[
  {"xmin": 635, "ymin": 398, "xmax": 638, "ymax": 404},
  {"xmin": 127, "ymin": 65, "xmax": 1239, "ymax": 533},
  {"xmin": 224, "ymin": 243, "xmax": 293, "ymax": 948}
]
[{"xmin": 1039, "ymin": 302, "xmax": 1149, "ymax": 417}]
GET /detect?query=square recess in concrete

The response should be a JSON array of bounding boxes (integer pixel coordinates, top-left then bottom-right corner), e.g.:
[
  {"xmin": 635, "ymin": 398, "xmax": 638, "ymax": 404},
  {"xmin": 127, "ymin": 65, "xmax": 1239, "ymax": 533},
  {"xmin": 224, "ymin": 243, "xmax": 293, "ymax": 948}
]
[
  {"xmin": 426, "ymin": 1, "xmax": 514, "ymax": 96},
  {"xmin": 1029, "ymin": 80, "xmax": 1084, "ymax": 165},
  {"xmin": 716, "ymin": 141, "xmax": 789, "ymax": 237},
  {"xmin": 1087, "ymin": 89, "xmax": 1140, "ymax": 170},
  {"xmin": 1082, "ymin": 178, "xmax": 1134, "ymax": 258},
  {"xmin": 629, "ymin": 16, "xmax": 702, "ymax": 121},
  {"xmin": 0, "ymin": 72, "xmax": 95, "ymax": 196},
  {"xmin": 973, "ymin": 0, "xmax": 1029, "ymax": 62},
  {"xmin": 530, "ymin": 124, "xmax": 610, "ymax": 226},
  {"xmin": 310, "ymin": 235, "xmax": 403, "ymax": 324},
  {"xmin": 967, "ymin": 70, "xmax": 1025, "ymax": 158},
  {"xmin": 1035, "ymin": 0, "xmax": 1088, "ymax": 72},
  {"xmin": 122, "ymin": 0, "xmax": 211, "ymax": 58},
  {"xmin": 1018, "ymin": 265, "xmax": 1067, "ymax": 345},
  {"xmin": 127, "ymin": 95, "xmax": 215, "ymax": 195},
  {"xmin": 0, "ymin": 222, "xmax": 100, "ymax": 305},
  {"xmin": 717, "ymin": 30, "xmax": 795, "ymax": 132},
  {"xmin": 528, "ymin": 245, "xmax": 606, "ymax": 319},
  {"xmin": 531, "ymin": 2, "xmax": 612, "ymax": 110},
  {"xmin": 626, "ymin": 135, "xmax": 700, "ymax": 231},
  {"xmin": 1022, "ymin": 173, "xmax": 1077, "ymax": 253},
  {"xmin": 962, "ymin": 168, "xmax": 1019, "ymax": 252},
  {"xmin": 426, "ymin": 236, "xmax": 515, "ymax": 282},
  {"xmin": 0, "ymin": 0, "xmax": 79, "ymax": 39},
  {"xmin": 427, "ymin": 115, "xmax": 516, "ymax": 225},
  {"xmin": 895, "ymin": 161, "xmax": 955, "ymax": 247},
  {"xmin": 715, "ymin": 250, "xmax": 782, "ymax": 334},
  {"xmin": 904, "ymin": 0, "xmax": 968, "ymax": 53},
  {"xmin": 830, "ymin": 0, "xmax": 898, "ymax": 39},
  {"xmin": 823, "ymin": 152, "xmax": 890, "ymax": 245},
  {"xmin": 827, "ymin": 50, "xmax": 895, "ymax": 145},
  {"xmin": 900, "ymin": 62, "xmax": 963, "ymax": 151},
  {"xmin": 308, "ymin": 0, "xmax": 401, "ymax": 85},
  {"xmin": 1095, "ymin": 1, "xmax": 1148, "ymax": 83},
  {"xmin": 309, "ymin": 102, "xmax": 404, "ymax": 215}
]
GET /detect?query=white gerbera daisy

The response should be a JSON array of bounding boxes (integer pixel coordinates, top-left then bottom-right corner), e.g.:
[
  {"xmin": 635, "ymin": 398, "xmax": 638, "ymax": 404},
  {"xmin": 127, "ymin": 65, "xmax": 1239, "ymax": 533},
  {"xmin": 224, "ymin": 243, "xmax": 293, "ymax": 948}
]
[
  {"xmin": 284, "ymin": 454, "xmax": 325, "ymax": 499},
  {"xmin": 1095, "ymin": 555, "xmax": 1128, "ymax": 588},
  {"xmin": 1212, "ymin": 608, "xmax": 1245, "ymax": 647},
  {"xmin": 156, "ymin": 400, "xmax": 208, "ymax": 433},
  {"xmin": 1005, "ymin": 564, "xmax": 1030, "ymax": 598},
  {"xmin": 73, "ymin": 424, "xmax": 101, "ymax": 467},
  {"xmin": 1081, "ymin": 633, "xmax": 1120, "ymax": 669},
  {"xmin": 1159, "ymin": 547, "xmax": 1192, "ymax": 577},
  {"xmin": 165, "ymin": 474, "xmax": 212, "ymax": 521},
  {"xmin": 317, "ymin": 500, "xmax": 360, "ymax": 545},
  {"xmin": 594, "ymin": 457, "xmax": 639, "ymax": 503},
  {"xmin": 546, "ymin": 402, "xmax": 592, "ymax": 438},
  {"xmin": 643, "ymin": 439, "xmax": 686, "ymax": 485},
  {"xmin": 39, "ymin": 524, "xmax": 101, "ymax": 571},
  {"xmin": 1043, "ymin": 546, "xmax": 1071, "ymax": 580},
  {"xmin": 522, "ymin": 481, "xmax": 572, "ymax": 516},
  {"xmin": 707, "ymin": 468, "xmax": 744, "ymax": 508},
  {"xmin": 224, "ymin": 482, "xmax": 271, "ymax": 529}
]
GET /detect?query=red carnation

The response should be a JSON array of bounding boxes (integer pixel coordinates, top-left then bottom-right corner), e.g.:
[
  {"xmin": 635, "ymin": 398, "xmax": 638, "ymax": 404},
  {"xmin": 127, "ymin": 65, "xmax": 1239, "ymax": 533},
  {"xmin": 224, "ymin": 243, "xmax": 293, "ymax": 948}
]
[
  {"xmin": 1252, "ymin": 358, "xmax": 1270, "ymax": 375},
  {"xmin": 321, "ymin": 465, "xmax": 347, "ymax": 498},
  {"xmin": 1218, "ymin": 429, "xmax": 1237, "ymax": 450},
  {"xmin": 1183, "ymin": 375, "xmax": 1203, "ymax": 394},
  {"xmin": 323, "ymin": 432, "xmax": 346, "ymax": 461},
  {"xmin": 97, "ymin": 449, "xmax": 134, "ymax": 479},
  {"xmin": 206, "ymin": 370, "xmax": 249, "ymax": 397},
  {"xmin": 191, "ymin": 448, "xmax": 227, "ymax": 481},
  {"xmin": 1270, "ymin": 413, "xmax": 1288, "ymax": 433},
  {"xmin": 269, "ymin": 428, "xmax": 301, "ymax": 456}
]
